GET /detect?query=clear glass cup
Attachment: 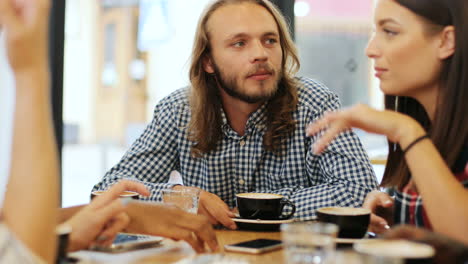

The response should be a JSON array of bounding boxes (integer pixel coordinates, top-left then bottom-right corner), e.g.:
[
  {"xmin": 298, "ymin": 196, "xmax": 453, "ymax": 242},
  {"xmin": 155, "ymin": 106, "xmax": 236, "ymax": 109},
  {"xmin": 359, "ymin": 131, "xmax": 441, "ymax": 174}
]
[
  {"xmin": 332, "ymin": 250, "xmax": 403, "ymax": 264},
  {"xmin": 161, "ymin": 187, "xmax": 200, "ymax": 214},
  {"xmin": 281, "ymin": 222, "xmax": 339, "ymax": 264}
]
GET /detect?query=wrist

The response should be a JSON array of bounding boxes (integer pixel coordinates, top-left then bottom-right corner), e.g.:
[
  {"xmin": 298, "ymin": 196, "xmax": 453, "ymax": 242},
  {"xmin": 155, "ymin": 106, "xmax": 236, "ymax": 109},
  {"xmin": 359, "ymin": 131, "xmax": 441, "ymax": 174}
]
[{"xmin": 396, "ymin": 119, "xmax": 426, "ymax": 150}]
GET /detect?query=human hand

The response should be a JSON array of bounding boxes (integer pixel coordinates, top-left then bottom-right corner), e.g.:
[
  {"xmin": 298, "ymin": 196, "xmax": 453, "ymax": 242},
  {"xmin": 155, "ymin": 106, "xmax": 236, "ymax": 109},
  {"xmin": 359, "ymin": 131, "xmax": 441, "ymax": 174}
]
[
  {"xmin": 66, "ymin": 180, "xmax": 149, "ymax": 252},
  {"xmin": 0, "ymin": 0, "xmax": 50, "ymax": 73},
  {"xmin": 306, "ymin": 104, "xmax": 424, "ymax": 154},
  {"xmin": 362, "ymin": 191, "xmax": 394, "ymax": 234},
  {"xmin": 172, "ymin": 185, "xmax": 237, "ymax": 229},
  {"xmin": 126, "ymin": 202, "xmax": 219, "ymax": 253},
  {"xmin": 384, "ymin": 225, "xmax": 468, "ymax": 264},
  {"xmin": 198, "ymin": 190, "xmax": 237, "ymax": 230}
]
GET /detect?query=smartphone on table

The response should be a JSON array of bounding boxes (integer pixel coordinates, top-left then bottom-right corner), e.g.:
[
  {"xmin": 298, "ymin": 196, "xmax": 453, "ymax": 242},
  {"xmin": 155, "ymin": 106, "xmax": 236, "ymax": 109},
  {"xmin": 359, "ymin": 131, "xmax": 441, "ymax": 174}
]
[
  {"xmin": 224, "ymin": 239, "xmax": 282, "ymax": 254},
  {"xmin": 89, "ymin": 233, "xmax": 163, "ymax": 253}
]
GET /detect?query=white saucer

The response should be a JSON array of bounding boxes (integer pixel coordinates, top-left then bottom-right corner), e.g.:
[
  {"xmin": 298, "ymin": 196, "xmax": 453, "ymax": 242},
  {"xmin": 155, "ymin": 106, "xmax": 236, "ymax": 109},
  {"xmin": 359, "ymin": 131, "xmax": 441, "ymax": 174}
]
[
  {"xmin": 334, "ymin": 237, "xmax": 374, "ymax": 244},
  {"xmin": 233, "ymin": 218, "xmax": 294, "ymax": 231},
  {"xmin": 233, "ymin": 218, "xmax": 294, "ymax": 224}
]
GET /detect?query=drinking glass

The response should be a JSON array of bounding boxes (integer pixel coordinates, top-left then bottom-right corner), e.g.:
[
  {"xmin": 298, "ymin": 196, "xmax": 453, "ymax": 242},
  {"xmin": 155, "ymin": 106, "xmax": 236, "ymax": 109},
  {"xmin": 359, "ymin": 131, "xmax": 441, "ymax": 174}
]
[
  {"xmin": 162, "ymin": 187, "xmax": 200, "ymax": 214},
  {"xmin": 332, "ymin": 250, "xmax": 403, "ymax": 264},
  {"xmin": 281, "ymin": 222, "xmax": 339, "ymax": 264}
]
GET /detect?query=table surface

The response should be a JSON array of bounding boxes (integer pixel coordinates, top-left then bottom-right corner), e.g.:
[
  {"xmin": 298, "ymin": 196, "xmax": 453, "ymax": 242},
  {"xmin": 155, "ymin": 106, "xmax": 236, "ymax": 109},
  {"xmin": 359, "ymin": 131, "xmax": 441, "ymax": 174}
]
[{"xmin": 138, "ymin": 229, "xmax": 284, "ymax": 264}]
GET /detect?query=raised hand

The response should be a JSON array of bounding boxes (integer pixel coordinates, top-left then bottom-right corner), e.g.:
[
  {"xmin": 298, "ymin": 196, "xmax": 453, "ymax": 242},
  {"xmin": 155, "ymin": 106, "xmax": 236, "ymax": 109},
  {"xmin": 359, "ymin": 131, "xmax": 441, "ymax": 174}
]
[
  {"xmin": 306, "ymin": 104, "xmax": 421, "ymax": 154},
  {"xmin": 0, "ymin": 0, "xmax": 50, "ymax": 72}
]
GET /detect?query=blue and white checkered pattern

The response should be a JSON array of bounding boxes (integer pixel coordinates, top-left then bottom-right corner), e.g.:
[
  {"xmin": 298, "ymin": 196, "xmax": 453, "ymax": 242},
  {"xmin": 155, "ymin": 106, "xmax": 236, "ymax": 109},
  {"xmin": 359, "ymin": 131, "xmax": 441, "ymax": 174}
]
[{"xmin": 93, "ymin": 77, "xmax": 378, "ymax": 220}]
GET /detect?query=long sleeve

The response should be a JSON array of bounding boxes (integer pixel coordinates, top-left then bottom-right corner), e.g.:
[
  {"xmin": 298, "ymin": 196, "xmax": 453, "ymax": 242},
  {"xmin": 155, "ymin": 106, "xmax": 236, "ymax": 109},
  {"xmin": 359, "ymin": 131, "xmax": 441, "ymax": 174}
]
[
  {"xmin": 92, "ymin": 92, "xmax": 186, "ymax": 201},
  {"xmin": 256, "ymin": 81, "xmax": 378, "ymax": 220}
]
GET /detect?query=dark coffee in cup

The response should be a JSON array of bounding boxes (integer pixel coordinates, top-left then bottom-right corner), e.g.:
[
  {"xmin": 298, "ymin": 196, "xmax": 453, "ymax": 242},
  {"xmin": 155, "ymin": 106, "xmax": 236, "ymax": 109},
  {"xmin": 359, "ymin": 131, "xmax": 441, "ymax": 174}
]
[
  {"xmin": 90, "ymin": 190, "xmax": 140, "ymax": 200},
  {"xmin": 316, "ymin": 207, "xmax": 370, "ymax": 238},
  {"xmin": 354, "ymin": 239, "xmax": 435, "ymax": 264},
  {"xmin": 236, "ymin": 192, "xmax": 296, "ymax": 220}
]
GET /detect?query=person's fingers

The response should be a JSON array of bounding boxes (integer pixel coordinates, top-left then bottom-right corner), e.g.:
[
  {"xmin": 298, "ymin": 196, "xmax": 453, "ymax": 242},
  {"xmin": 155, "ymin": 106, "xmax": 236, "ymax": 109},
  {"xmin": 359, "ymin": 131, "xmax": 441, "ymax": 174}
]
[
  {"xmin": 369, "ymin": 213, "xmax": 389, "ymax": 234},
  {"xmin": 210, "ymin": 208, "xmax": 236, "ymax": 230},
  {"xmin": 98, "ymin": 213, "xmax": 130, "ymax": 243},
  {"xmin": 198, "ymin": 203, "xmax": 219, "ymax": 225},
  {"xmin": 191, "ymin": 218, "xmax": 219, "ymax": 251},
  {"xmin": 200, "ymin": 195, "xmax": 236, "ymax": 229},
  {"xmin": 165, "ymin": 206, "xmax": 219, "ymax": 251},
  {"xmin": 170, "ymin": 229, "xmax": 205, "ymax": 253},
  {"xmin": 306, "ymin": 116, "xmax": 330, "ymax": 137},
  {"xmin": 363, "ymin": 191, "xmax": 393, "ymax": 211},
  {"xmin": 312, "ymin": 121, "xmax": 349, "ymax": 154},
  {"xmin": 0, "ymin": 0, "xmax": 20, "ymax": 29},
  {"xmin": 91, "ymin": 180, "xmax": 149, "ymax": 208},
  {"xmin": 202, "ymin": 191, "xmax": 236, "ymax": 227},
  {"xmin": 91, "ymin": 198, "xmax": 127, "ymax": 227}
]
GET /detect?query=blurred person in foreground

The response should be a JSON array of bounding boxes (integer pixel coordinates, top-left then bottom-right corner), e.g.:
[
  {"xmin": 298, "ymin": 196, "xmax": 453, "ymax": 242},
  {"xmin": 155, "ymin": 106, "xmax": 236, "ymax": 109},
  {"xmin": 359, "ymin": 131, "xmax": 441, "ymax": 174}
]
[{"xmin": 0, "ymin": 0, "xmax": 216, "ymax": 262}]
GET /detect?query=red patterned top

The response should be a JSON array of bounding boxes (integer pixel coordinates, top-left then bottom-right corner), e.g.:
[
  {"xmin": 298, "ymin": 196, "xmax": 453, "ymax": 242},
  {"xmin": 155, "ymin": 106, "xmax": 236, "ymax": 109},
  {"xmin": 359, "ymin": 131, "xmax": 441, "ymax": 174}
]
[{"xmin": 393, "ymin": 147, "xmax": 468, "ymax": 229}]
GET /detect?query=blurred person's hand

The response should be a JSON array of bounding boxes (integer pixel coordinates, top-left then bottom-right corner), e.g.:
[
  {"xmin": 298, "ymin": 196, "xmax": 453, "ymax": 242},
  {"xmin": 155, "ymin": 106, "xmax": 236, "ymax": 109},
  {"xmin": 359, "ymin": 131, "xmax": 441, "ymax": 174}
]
[
  {"xmin": 66, "ymin": 180, "xmax": 149, "ymax": 252},
  {"xmin": 385, "ymin": 225, "xmax": 468, "ymax": 264},
  {"xmin": 173, "ymin": 185, "xmax": 237, "ymax": 230},
  {"xmin": 126, "ymin": 201, "xmax": 219, "ymax": 253},
  {"xmin": 0, "ymin": 0, "xmax": 50, "ymax": 73},
  {"xmin": 306, "ymin": 104, "xmax": 425, "ymax": 154},
  {"xmin": 363, "ymin": 191, "xmax": 394, "ymax": 234}
]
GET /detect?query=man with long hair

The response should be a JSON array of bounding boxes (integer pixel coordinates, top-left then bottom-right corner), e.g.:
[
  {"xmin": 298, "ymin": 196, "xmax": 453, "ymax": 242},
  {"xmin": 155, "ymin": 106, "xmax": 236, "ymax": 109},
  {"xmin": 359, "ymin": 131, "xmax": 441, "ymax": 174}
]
[{"xmin": 94, "ymin": 0, "xmax": 378, "ymax": 228}]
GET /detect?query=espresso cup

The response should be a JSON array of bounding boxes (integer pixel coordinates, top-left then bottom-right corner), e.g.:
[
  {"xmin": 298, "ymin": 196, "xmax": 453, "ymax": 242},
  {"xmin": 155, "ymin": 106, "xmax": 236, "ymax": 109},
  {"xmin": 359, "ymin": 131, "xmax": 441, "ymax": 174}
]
[
  {"xmin": 90, "ymin": 190, "xmax": 140, "ymax": 200},
  {"xmin": 236, "ymin": 192, "xmax": 296, "ymax": 220},
  {"xmin": 354, "ymin": 239, "xmax": 435, "ymax": 264},
  {"xmin": 316, "ymin": 207, "xmax": 371, "ymax": 238}
]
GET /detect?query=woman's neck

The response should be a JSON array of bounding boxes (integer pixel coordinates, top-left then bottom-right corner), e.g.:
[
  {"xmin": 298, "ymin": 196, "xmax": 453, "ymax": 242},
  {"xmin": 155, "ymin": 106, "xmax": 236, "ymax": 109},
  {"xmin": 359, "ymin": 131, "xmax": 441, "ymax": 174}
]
[{"xmin": 412, "ymin": 84, "xmax": 439, "ymax": 122}]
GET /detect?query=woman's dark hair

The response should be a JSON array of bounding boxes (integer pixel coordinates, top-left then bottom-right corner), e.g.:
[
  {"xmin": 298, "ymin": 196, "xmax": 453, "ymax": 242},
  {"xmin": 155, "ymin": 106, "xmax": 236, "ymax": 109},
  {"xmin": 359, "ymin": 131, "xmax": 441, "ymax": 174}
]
[{"xmin": 382, "ymin": 0, "xmax": 468, "ymax": 189}]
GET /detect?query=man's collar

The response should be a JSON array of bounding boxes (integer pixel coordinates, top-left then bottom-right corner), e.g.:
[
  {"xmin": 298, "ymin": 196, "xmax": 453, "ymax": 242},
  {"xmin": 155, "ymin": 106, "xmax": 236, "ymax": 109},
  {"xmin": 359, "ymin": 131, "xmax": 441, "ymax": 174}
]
[{"xmin": 220, "ymin": 102, "xmax": 268, "ymax": 135}]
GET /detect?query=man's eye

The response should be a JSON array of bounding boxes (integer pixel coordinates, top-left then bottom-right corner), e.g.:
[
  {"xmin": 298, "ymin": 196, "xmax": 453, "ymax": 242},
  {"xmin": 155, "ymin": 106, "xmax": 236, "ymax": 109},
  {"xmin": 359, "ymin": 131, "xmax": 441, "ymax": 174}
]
[{"xmin": 232, "ymin": 41, "xmax": 245, "ymax": 47}]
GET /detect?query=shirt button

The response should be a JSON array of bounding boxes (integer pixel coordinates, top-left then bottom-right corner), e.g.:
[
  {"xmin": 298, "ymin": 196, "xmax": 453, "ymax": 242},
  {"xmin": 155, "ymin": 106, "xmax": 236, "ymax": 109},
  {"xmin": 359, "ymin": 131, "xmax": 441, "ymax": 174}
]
[
  {"xmin": 239, "ymin": 178, "xmax": 245, "ymax": 185},
  {"xmin": 240, "ymin": 140, "xmax": 246, "ymax": 146}
]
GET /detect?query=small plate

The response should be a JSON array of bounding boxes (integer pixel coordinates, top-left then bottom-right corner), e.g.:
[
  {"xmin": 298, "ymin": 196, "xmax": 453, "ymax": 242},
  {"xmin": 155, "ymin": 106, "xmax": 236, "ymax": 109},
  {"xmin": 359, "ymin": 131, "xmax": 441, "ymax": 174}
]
[
  {"xmin": 233, "ymin": 218, "xmax": 294, "ymax": 232},
  {"xmin": 334, "ymin": 234, "xmax": 377, "ymax": 248}
]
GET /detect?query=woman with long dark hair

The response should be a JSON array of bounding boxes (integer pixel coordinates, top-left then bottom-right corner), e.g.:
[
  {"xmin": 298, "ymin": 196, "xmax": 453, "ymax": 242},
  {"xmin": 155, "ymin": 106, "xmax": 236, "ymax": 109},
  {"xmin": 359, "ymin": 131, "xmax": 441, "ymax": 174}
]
[{"xmin": 307, "ymin": 0, "xmax": 468, "ymax": 244}]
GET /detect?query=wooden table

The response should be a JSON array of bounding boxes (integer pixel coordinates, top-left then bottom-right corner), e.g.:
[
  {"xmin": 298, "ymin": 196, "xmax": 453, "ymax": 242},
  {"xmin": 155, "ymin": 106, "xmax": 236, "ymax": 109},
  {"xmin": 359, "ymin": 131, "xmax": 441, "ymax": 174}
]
[{"xmin": 138, "ymin": 229, "xmax": 284, "ymax": 264}]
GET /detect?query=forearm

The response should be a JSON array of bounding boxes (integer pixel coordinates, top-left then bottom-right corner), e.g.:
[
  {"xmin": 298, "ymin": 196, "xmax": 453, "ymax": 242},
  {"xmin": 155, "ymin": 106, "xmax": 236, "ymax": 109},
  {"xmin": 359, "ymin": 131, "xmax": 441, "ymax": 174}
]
[
  {"xmin": 403, "ymin": 138, "xmax": 468, "ymax": 243},
  {"xmin": 124, "ymin": 201, "xmax": 153, "ymax": 234},
  {"xmin": 4, "ymin": 67, "xmax": 59, "ymax": 262},
  {"xmin": 58, "ymin": 205, "xmax": 86, "ymax": 224}
]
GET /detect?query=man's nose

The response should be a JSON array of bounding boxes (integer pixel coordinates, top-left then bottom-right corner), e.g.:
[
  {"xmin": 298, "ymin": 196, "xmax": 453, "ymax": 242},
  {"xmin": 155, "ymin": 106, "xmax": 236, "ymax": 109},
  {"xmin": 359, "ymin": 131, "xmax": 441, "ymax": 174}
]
[{"xmin": 250, "ymin": 40, "xmax": 268, "ymax": 63}]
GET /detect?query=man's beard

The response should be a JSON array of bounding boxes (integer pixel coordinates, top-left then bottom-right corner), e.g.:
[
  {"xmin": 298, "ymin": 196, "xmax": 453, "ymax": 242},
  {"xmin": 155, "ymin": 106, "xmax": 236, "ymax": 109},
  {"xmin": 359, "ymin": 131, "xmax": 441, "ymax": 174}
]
[{"xmin": 211, "ymin": 60, "xmax": 281, "ymax": 104}]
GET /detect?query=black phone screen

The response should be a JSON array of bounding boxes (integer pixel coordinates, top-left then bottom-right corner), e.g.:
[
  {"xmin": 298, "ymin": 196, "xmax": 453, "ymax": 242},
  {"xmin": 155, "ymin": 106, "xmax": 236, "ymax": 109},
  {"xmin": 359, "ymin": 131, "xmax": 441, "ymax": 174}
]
[{"xmin": 230, "ymin": 239, "xmax": 282, "ymax": 249}]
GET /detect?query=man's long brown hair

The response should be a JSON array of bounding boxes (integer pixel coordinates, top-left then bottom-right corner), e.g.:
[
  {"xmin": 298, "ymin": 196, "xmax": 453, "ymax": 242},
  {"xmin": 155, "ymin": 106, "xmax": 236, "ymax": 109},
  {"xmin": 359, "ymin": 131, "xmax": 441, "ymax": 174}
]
[
  {"xmin": 382, "ymin": 0, "xmax": 468, "ymax": 189},
  {"xmin": 188, "ymin": 0, "xmax": 300, "ymax": 157}
]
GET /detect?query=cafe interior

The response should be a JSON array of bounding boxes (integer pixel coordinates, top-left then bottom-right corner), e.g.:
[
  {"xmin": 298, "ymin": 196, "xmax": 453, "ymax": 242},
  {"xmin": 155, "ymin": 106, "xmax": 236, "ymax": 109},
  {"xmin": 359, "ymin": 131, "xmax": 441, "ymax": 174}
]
[{"xmin": 1, "ymin": 0, "xmax": 467, "ymax": 263}]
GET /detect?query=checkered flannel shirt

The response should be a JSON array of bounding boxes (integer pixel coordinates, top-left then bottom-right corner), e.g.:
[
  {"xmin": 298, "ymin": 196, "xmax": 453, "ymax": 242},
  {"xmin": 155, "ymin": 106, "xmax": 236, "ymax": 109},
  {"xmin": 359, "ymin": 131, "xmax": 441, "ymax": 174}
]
[{"xmin": 93, "ymin": 77, "xmax": 378, "ymax": 220}]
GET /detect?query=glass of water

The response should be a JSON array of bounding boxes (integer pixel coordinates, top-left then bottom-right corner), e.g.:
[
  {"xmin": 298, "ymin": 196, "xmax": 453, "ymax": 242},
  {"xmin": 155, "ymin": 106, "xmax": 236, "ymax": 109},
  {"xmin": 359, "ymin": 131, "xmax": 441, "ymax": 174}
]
[
  {"xmin": 281, "ymin": 222, "xmax": 339, "ymax": 264},
  {"xmin": 162, "ymin": 187, "xmax": 201, "ymax": 214}
]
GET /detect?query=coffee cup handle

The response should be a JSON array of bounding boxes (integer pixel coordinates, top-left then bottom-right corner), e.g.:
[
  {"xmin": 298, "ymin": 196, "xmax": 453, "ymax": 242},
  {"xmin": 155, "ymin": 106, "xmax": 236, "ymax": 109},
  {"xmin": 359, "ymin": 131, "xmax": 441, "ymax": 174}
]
[{"xmin": 279, "ymin": 199, "xmax": 296, "ymax": 219}]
